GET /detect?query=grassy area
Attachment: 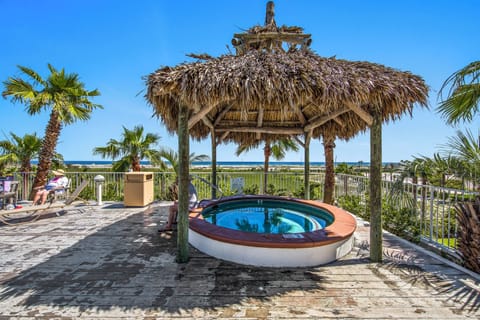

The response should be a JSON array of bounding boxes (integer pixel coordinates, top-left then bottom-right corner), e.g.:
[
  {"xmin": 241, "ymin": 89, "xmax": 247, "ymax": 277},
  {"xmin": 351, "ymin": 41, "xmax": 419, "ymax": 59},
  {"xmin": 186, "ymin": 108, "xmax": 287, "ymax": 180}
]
[
  {"xmin": 59, "ymin": 168, "xmax": 324, "ymax": 201},
  {"xmin": 438, "ymin": 237, "xmax": 457, "ymax": 248}
]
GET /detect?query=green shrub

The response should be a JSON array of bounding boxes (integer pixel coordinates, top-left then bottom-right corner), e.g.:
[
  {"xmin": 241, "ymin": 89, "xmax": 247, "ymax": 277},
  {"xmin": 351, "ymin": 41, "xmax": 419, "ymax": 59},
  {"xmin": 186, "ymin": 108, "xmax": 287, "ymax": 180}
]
[
  {"xmin": 103, "ymin": 182, "xmax": 123, "ymax": 201},
  {"xmin": 382, "ymin": 203, "xmax": 420, "ymax": 242},
  {"xmin": 292, "ymin": 181, "xmax": 323, "ymax": 199},
  {"xmin": 337, "ymin": 194, "xmax": 366, "ymax": 218},
  {"xmin": 337, "ymin": 194, "xmax": 421, "ymax": 242},
  {"xmin": 243, "ymin": 184, "xmax": 259, "ymax": 195},
  {"xmin": 79, "ymin": 185, "xmax": 94, "ymax": 201},
  {"xmin": 264, "ymin": 183, "xmax": 291, "ymax": 196}
]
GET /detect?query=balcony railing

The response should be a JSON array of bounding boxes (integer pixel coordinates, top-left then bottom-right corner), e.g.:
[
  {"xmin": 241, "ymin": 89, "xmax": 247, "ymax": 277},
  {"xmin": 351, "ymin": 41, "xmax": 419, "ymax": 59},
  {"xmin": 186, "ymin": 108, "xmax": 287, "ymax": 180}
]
[{"xmin": 5, "ymin": 171, "xmax": 477, "ymax": 261}]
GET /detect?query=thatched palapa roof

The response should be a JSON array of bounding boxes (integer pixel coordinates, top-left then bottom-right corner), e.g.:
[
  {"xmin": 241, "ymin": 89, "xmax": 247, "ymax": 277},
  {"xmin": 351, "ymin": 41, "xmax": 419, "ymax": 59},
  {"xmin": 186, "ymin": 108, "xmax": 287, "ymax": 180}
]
[{"xmin": 146, "ymin": 2, "xmax": 428, "ymax": 146}]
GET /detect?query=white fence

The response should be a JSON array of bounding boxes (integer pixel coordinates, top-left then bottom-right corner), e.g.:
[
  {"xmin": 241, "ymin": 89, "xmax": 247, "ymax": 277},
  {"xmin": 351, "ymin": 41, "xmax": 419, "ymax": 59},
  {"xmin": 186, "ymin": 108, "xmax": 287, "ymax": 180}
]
[{"xmin": 5, "ymin": 171, "xmax": 477, "ymax": 258}]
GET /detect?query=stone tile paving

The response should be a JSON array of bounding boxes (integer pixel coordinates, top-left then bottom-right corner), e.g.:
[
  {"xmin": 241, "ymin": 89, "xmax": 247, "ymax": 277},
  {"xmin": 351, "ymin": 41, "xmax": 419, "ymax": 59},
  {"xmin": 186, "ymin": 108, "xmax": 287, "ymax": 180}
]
[{"xmin": 0, "ymin": 201, "xmax": 479, "ymax": 319}]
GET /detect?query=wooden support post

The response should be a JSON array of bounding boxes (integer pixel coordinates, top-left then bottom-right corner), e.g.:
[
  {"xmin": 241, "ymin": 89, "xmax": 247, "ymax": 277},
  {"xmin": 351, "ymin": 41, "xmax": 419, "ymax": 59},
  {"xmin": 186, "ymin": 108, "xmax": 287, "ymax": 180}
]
[
  {"xmin": 370, "ymin": 111, "xmax": 382, "ymax": 262},
  {"xmin": 263, "ymin": 141, "xmax": 271, "ymax": 194},
  {"xmin": 323, "ymin": 135, "xmax": 336, "ymax": 205},
  {"xmin": 304, "ymin": 132, "xmax": 311, "ymax": 200},
  {"xmin": 211, "ymin": 130, "xmax": 217, "ymax": 199},
  {"xmin": 177, "ymin": 104, "xmax": 190, "ymax": 263}
]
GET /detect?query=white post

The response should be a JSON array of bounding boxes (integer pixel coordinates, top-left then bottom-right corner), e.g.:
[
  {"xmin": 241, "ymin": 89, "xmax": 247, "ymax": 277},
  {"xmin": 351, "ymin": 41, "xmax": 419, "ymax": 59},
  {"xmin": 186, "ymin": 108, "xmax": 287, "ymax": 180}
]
[
  {"xmin": 97, "ymin": 183, "xmax": 103, "ymax": 205},
  {"xmin": 94, "ymin": 175, "xmax": 105, "ymax": 206}
]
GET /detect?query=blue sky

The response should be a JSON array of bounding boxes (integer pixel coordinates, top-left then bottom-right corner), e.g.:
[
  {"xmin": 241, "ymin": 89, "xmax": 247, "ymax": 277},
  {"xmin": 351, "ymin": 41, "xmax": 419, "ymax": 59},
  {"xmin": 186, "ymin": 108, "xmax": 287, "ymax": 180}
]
[{"xmin": 0, "ymin": 0, "xmax": 478, "ymax": 163}]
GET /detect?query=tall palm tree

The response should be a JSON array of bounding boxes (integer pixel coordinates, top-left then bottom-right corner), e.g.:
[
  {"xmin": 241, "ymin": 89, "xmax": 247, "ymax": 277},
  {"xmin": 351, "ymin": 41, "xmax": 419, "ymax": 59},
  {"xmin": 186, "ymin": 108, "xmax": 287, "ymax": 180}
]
[
  {"xmin": 235, "ymin": 138, "xmax": 299, "ymax": 194},
  {"xmin": 437, "ymin": 62, "xmax": 480, "ymax": 271},
  {"xmin": 437, "ymin": 61, "xmax": 480, "ymax": 125},
  {"xmin": 2, "ymin": 64, "xmax": 101, "ymax": 197},
  {"xmin": 93, "ymin": 125, "xmax": 161, "ymax": 172}
]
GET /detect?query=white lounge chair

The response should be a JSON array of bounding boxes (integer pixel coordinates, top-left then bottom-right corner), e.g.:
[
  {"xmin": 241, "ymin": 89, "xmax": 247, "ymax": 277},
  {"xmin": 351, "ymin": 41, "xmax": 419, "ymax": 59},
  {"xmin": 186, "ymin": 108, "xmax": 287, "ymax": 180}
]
[{"xmin": 0, "ymin": 180, "xmax": 89, "ymax": 225}]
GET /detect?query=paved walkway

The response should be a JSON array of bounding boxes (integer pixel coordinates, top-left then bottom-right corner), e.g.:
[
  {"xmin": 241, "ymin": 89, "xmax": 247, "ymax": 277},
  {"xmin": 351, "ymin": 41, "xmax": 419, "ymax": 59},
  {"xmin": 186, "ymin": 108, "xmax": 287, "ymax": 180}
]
[{"xmin": 0, "ymin": 201, "xmax": 479, "ymax": 319}]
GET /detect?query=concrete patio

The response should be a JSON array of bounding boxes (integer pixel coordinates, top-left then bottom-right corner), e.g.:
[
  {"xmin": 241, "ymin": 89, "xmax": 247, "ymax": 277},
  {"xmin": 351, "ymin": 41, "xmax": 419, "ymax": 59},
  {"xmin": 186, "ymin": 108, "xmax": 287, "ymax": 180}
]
[{"xmin": 0, "ymin": 201, "xmax": 479, "ymax": 319}]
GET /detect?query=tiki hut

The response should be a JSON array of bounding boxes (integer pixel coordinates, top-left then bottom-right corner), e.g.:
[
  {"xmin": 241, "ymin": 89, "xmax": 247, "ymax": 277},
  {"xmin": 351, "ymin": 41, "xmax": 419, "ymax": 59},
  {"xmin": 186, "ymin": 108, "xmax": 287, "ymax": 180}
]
[{"xmin": 146, "ymin": 2, "xmax": 428, "ymax": 263}]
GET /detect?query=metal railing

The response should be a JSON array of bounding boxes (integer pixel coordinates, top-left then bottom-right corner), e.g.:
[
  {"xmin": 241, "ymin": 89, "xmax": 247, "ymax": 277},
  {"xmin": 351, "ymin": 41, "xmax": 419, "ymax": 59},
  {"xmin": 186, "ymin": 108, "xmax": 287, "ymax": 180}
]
[
  {"xmin": 6, "ymin": 171, "xmax": 477, "ymax": 259},
  {"xmin": 334, "ymin": 173, "xmax": 477, "ymax": 257}
]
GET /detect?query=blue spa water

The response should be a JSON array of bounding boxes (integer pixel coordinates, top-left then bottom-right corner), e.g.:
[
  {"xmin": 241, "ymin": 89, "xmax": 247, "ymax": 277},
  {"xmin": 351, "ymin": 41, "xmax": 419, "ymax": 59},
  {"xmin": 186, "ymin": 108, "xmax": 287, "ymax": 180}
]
[{"xmin": 202, "ymin": 199, "xmax": 334, "ymax": 234}]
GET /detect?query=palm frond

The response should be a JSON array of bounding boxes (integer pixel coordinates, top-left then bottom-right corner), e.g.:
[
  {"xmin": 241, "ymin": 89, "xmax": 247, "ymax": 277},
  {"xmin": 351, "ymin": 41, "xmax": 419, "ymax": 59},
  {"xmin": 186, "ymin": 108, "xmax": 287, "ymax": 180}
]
[
  {"xmin": 190, "ymin": 152, "xmax": 210, "ymax": 162},
  {"xmin": 18, "ymin": 65, "xmax": 47, "ymax": 87},
  {"xmin": 112, "ymin": 157, "xmax": 131, "ymax": 172},
  {"xmin": 438, "ymin": 84, "xmax": 480, "ymax": 125},
  {"xmin": 437, "ymin": 61, "xmax": 480, "ymax": 125},
  {"xmin": 441, "ymin": 130, "xmax": 480, "ymax": 162},
  {"xmin": 235, "ymin": 142, "xmax": 261, "ymax": 156},
  {"xmin": 386, "ymin": 182, "xmax": 416, "ymax": 209},
  {"xmin": 271, "ymin": 138, "xmax": 299, "ymax": 160}
]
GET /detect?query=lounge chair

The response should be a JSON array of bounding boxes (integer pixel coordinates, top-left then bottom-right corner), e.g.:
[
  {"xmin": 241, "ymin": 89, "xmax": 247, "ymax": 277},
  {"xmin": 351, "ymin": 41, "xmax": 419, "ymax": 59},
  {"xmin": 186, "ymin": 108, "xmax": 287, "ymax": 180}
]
[
  {"xmin": 0, "ymin": 181, "xmax": 19, "ymax": 210},
  {"xmin": 46, "ymin": 178, "xmax": 72, "ymax": 203},
  {"xmin": 64, "ymin": 180, "xmax": 89, "ymax": 205},
  {"xmin": 0, "ymin": 180, "xmax": 89, "ymax": 225}
]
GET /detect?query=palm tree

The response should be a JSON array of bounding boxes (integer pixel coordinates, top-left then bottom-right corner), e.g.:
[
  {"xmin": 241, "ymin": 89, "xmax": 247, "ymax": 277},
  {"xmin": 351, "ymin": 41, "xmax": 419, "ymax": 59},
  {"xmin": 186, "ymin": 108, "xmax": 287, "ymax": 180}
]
[
  {"xmin": 441, "ymin": 130, "xmax": 480, "ymax": 189},
  {"xmin": 0, "ymin": 132, "xmax": 64, "ymax": 198},
  {"xmin": 2, "ymin": 64, "xmax": 101, "ymax": 197},
  {"xmin": 395, "ymin": 156, "xmax": 447, "ymax": 237},
  {"xmin": 235, "ymin": 138, "xmax": 299, "ymax": 194},
  {"xmin": 437, "ymin": 62, "xmax": 480, "ymax": 271},
  {"xmin": 411, "ymin": 157, "xmax": 432, "ymax": 223},
  {"xmin": 437, "ymin": 61, "xmax": 480, "ymax": 125},
  {"xmin": 158, "ymin": 147, "xmax": 209, "ymax": 199},
  {"xmin": 436, "ymin": 61, "xmax": 480, "ymax": 186},
  {"xmin": 387, "ymin": 159, "xmax": 418, "ymax": 210},
  {"xmin": 0, "ymin": 132, "xmax": 40, "ymax": 186},
  {"xmin": 424, "ymin": 153, "xmax": 461, "ymax": 188},
  {"xmin": 384, "ymin": 163, "xmax": 396, "ymax": 181},
  {"xmin": 158, "ymin": 147, "xmax": 209, "ymax": 176},
  {"xmin": 387, "ymin": 157, "xmax": 433, "ymax": 235},
  {"xmin": 335, "ymin": 163, "xmax": 356, "ymax": 175},
  {"xmin": 93, "ymin": 125, "xmax": 161, "ymax": 172},
  {"xmin": 0, "ymin": 132, "xmax": 42, "ymax": 173}
]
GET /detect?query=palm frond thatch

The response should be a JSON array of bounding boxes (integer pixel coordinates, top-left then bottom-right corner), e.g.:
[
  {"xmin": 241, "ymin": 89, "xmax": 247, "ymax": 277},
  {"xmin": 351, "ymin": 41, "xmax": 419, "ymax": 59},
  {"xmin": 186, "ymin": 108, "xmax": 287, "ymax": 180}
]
[{"xmin": 146, "ymin": 49, "xmax": 428, "ymax": 145}]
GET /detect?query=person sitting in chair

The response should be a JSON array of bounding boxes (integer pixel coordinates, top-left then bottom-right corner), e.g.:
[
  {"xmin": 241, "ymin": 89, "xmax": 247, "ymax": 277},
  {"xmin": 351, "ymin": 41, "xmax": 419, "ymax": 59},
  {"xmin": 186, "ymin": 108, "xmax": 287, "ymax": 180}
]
[
  {"xmin": 159, "ymin": 179, "xmax": 197, "ymax": 232},
  {"xmin": 33, "ymin": 169, "xmax": 69, "ymax": 205}
]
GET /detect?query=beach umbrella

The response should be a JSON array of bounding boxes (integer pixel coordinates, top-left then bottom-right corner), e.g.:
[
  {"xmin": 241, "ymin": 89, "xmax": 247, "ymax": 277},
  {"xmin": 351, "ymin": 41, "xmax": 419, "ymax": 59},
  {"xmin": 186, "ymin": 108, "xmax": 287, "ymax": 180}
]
[{"xmin": 146, "ymin": 1, "xmax": 428, "ymax": 263}]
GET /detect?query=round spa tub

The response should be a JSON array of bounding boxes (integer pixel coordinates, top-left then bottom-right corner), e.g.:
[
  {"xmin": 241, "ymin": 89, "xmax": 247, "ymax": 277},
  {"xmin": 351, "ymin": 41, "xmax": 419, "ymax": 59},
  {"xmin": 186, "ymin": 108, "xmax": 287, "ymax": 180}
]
[{"xmin": 188, "ymin": 195, "xmax": 356, "ymax": 267}]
